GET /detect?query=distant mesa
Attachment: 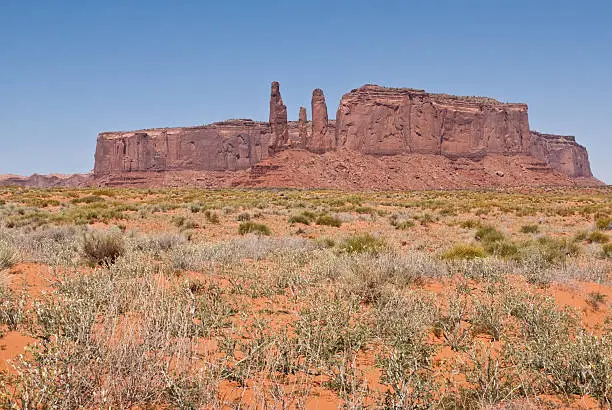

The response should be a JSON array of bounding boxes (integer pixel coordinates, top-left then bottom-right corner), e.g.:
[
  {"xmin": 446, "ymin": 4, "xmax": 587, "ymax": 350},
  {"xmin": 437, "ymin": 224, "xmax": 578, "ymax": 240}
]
[{"xmin": 1, "ymin": 82, "xmax": 600, "ymax": 189}]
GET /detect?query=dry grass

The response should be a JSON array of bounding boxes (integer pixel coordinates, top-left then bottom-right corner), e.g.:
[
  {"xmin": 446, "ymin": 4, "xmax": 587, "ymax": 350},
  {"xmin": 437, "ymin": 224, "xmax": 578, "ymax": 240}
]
[{"xmin": 0, "ymin": 186, "xmax": 610, "ymax": 408}]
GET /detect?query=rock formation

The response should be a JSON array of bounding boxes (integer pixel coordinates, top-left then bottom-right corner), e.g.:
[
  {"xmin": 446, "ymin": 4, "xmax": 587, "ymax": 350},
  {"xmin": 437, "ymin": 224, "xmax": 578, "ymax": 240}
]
[
  {"xmin": 307, "ymin": 89, "xmax": 335, "ymax": 153},
  {"xmin": 529, "ymin": 131, "xmax": 592, "ymax": 178},
  {"xmin": 88, "ymin": 81, "xmax": 598, "ymax": 187},
  {"xmin": 335, "ymin": 85, "xmax": 531, "ymax": 157},
  {"xmin": 94, "ymin": 119, "xmax": 270, "ymax": 175},
  {"xmin": 269, "ymin": 81, "xmax": 289, "ymax": 152},
  {"xmin": 298, "ymin": 107, "xmax": 308, "ymax": 143}
]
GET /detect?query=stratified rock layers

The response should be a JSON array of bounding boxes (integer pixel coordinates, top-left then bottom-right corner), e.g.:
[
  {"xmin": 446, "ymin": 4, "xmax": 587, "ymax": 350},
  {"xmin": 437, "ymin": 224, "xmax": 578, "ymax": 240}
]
[
  {"xmin": 93, "ymin": 82, "xmax": 595, "ymax": 183},
  {"xmin": 529, "ymin": 131, "xmax": 592, "ymax": 177},
  {"xmin": 334, "ymin": 85, "xmax": 531, "ymax": 157},
  {"xmin": 93, "ymin": 120, "xmax": 271, "ymax": 174}
]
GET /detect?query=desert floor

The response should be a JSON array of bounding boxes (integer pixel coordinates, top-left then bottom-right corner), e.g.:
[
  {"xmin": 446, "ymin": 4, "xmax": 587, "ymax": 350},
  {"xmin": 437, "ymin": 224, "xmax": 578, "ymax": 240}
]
[{"xmin": 0, "ymin": 186, "xmax": 610, "ymax": 409}]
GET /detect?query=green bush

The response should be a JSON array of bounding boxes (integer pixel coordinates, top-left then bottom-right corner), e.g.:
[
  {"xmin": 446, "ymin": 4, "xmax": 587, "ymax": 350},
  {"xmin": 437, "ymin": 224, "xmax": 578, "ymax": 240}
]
[
  {"xmin": 520, "ymin": 224, "xmax": 539, "ymax": 234},
  {"xmin": 587, "ymin": 231, "xmax": 609, "ymax": 244},
  {"xmin": 442, "ymin": 244, "xmax": 486, "ymax": 260},
  {"xmin": 71, "ymin": 195, "xmax": 105, "ymax": 204},
  {"xmin": 395, "ymin": 220, "xmax": 415, "ymax": 230},
  {"xmin": 315, "ymin": 214, "xmax": 342, "ymax": 227},
  {"xmin": 339, "ymin": 234, "xmax": 387, "ymax": 255},
  {"xmin": 288, "ymin": 214, "xmax": 311, "ymax": 225},
  {"xmin": 595, "ymin": 217, "xmax": 611, "ymax": 230},
  {"xmin": 204, "ymin": 210, "xmax": 220, "ymax": 224},
  {"xmin": 238, "ymin": 221, "xmax": 271, "ymax": 236},
  {"xmin": 82, "ymin": 229, "xmax": 125, "ymax": 265},
  {"xmin": 485, "ymin": 240, "xmax": 519, "ymax": 259},
  {"xmin": 520, "ymin": 236, "xmax": 579, "ymax": 266},
  {"xmin": 475, "ymin": 225, "xmax": 505, "ymax": 244},
  {"xmin": 460, "ymin": 220, "xmax": 480, "ymax": 229},
  {"xmin": 172, "ymin": 216, "xmax": 199, "ymax": 230}
]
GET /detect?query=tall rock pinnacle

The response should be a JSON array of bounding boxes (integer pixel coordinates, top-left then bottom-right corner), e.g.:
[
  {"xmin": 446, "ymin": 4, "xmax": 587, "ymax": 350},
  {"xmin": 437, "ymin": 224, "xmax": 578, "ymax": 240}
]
[
  {"xmin": 308, "ymin": 88, "xmax": 333, "ymax": 153},
  {"xmin": 298, "ymin": 106, "xmax": 308, "ymax": 143},
  {"xmin": 269, "ymin": 81, "xmax": 289, "ymax": 152}
]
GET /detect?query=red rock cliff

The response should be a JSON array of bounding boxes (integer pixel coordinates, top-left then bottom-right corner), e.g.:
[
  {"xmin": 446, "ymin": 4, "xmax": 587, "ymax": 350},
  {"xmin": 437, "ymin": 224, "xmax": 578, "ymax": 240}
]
[
  {"xmin": 529, "ymin": 131, "xmax": 593, "ymax": 178},
  {"xmin": 94, "ymin": 119, "xmax": 271, "ymax": 175},
  {"xmin": 93, "ymin": 81, "xmax": 595, "ymax": 183},
  {"xmin": 334, "ymin": 85, "xmax": 531, "ymax": 157}
]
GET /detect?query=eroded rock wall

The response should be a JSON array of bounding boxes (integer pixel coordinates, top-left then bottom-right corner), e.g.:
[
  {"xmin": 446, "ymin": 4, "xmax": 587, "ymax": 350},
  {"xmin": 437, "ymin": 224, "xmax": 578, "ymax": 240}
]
[
  {"xmin": 94, "ymin": 120, "xmax": 271, "ymax": 175},
  {"xmin": 334, "ymin": 85, "xmax": 531, "ymax": 157},
  {"xmin": 529, "ymin": 131, "xmax": 593, "ymax": 178},
  {"xmin": 92, "ymin": 81, "xmax": 595, "ymax": 182}
]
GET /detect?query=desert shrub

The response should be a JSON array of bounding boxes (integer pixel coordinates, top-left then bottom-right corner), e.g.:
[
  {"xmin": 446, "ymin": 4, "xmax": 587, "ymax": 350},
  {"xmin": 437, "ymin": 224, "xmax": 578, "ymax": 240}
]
[
  {"xmin": 602, "ymin": 243, "xmax": 612, "ymax": 258},
  {"xmin": 0, "ymin": 285, "xmax": 26, "ymax": 330},
  {"xmin": 204, "ymin": 210, "xmax": 220, "ymax": 224},
  {"xmin": 238, "ymin": 221, "xmax": 271, "ymax": 236},
  {"xmin": 134, "ymin": 233, "xmax": 185, "ymax": 254},
  {"xmin": 315, "ymin": 214, "xmax": 342, "ymax": 227},
  {"xmin": 389, "ymin": 214, "xmax": 414, "ymax": 229},
  {"xmin": 442, "ymin": 244, "xmax": 486, "ymax": 260},
  {"xmin": 460, "ymin": 219, "xmax": 480, "ymax": 229},
  {"xmin": 23, "ymin": 225, "xmax": 81, "ymax": 266},
  {"xmin": 416, "ymin": 213, "xmax": 436, "ymax": 225},
  {"xmin": 355, "ymin": 206, "xmax": 375, "ymax": 215},
  {"xmin": 0, "ymin": 238, "xmax": 17, "ymax": 270},
  {"xmin": 520, "ymin": 224, "xmax": 539, "ymax": 234},
  {"xmin": 595, "ymin": 217, "xmax": 611, "ymax": 230},
  {"xmin": 236, "ymin": 212, "xmax": 251, "ymax": 221},
  {"xmin": 587, "ymin": 231, "xmax": 609, "ymax": 244},
  {"xmin": 507, "ymin": 295, "xmax": 611, "ymax": 405},
  {"xmin": 475, "ymin": 224, "xmax": 505, "ymax": 244},
  {"xmin": 2, "ymin": 261, "xmax": 219, "ymax": 408},
  {"xmin": 288, "ymin": 214, "xmax": 311, "ymax": 225},
  {"xmin": 395, "ymin": 220, "xmax": 415, "ymax": 230},
  {"xmin": 71, "ymin": 195, "xmax": 105, "ymax": 204},
  {"xmin": 295, "ymin": 294, "xmax": 370, "ymax": 369},
  {"xmin": 485, "ymin": 240, "xmax": 519, "ymax": 259},
  {"xmin": 82, "ymin": 229, "xmax": 125, "ymax": 265},
  {"xmin": 375, "ymin": 290, "xmax": 440, "ymax": 408},
  {"xmin": 189, "ymin": 202, "xmax": 204, "ymax": 213},
  {"xmin": 172, "ymin": 215, "xmax": 199, "ymax": 230},
  {"xmin": 518, "ymin": 236, "xmax": 579, "ymax": 267},
  {"xmin": 339, "ymin": 233, "xmax": 387, "ymax": 255}
]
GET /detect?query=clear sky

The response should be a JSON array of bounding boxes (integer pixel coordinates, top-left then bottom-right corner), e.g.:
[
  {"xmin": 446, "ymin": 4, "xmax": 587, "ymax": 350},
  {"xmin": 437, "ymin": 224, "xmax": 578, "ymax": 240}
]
[{"xmin": 1, "ymin": 0, "xmax": 610, "ymax": 183}]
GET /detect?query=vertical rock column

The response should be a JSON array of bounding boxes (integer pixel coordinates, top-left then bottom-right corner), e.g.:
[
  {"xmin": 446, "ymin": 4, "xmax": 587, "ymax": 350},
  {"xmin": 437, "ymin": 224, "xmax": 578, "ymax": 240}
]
[
  {"xmin": 308, "ymin": 88, "xmax": 334, "ymax": 153},
  {"xmin": 298, "ymin": 106, "xmax": 308, "ymax": 145},
  {"xmin": 269, "ymin": 81, "xmax": 289, "ymax": 153}
]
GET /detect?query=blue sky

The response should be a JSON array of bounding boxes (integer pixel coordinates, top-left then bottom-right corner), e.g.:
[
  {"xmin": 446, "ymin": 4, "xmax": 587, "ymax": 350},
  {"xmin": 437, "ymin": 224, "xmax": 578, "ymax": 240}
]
[{"xmin": 1, "ymin": 0, "xmax": 610, "ymax": 183}]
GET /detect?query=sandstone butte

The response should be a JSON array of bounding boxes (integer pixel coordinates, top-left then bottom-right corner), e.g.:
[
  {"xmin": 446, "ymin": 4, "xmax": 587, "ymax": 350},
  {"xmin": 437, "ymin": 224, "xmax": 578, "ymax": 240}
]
[{"xmin": 1, "ymin": 82, "xmax": 602, "ymax": 189}]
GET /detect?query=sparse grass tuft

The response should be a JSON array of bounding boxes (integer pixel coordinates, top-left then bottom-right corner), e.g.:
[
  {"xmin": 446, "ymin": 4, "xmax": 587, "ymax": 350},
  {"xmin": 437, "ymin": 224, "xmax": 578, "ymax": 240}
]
[
  {"xmin": 315, "ymin": 214, "xmax": 342, "ymax": 227},
  {"xmin": 238, "ymin": 221, "xmax": 271, "ymax": 236},
  {"xmin": 520, "ymin": 224, "xmax": 539, "ymax": 234},
  {"xmin": 442, "ymin": 244, "xmax": 486, "ymax": 260},
  {"xmin": 587, "ymin": 231, "xmax": 609, "ymax": 244},
  {"xmin": 339, "ymin": 234, "xmax": 387, "ymax": 255}
]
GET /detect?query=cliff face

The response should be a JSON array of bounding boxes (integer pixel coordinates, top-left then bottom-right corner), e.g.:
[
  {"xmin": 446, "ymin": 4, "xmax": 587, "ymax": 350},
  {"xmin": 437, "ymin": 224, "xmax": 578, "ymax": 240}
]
[
  {"xmin": 94, "ymin": 119, "xmax": 271, "ymax": 175},
  {"xmin": 92, "ymin": 81, "xmax": 597, "ymax": 185},
  {"xmin": 334, "ymin": 85, "xmax": 531, "ymax": 157},
  {"xmin": 529, "ymin": 131, "xmax": 593, "ymax": 178}
]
